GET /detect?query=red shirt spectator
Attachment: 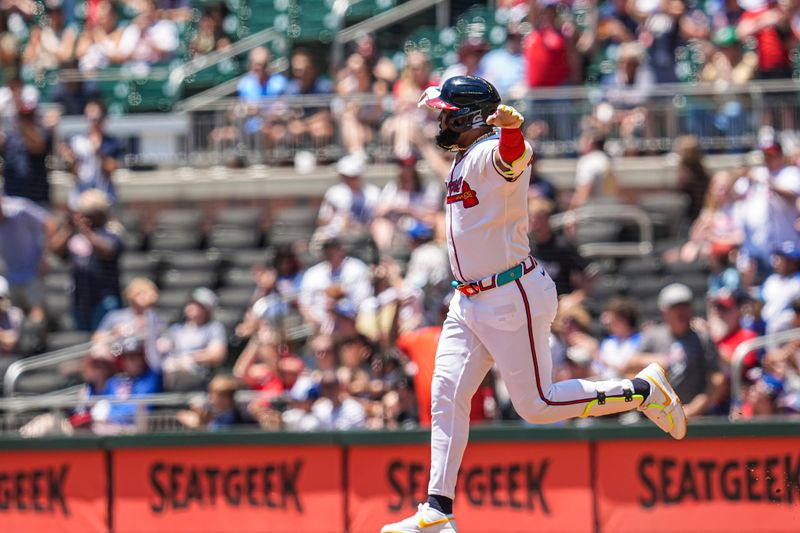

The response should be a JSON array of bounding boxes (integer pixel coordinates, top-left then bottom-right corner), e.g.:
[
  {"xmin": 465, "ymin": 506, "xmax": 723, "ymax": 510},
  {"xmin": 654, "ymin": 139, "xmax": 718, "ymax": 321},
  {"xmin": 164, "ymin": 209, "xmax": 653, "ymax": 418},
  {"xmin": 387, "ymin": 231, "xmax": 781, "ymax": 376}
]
[
  {"xmin": 396, "ymin": 326, "xmax": 490, "ymax": 426},
  {"xmin": 711, "ymin": 291, "xmax": 758, "ymax": 369},
  {"xmin": 524, "ymin": 4, "xmax": 570, "ymax": 87},
  {"xmin": 738, "ymin": 6, "xmax": 791, "ymax": 75}
]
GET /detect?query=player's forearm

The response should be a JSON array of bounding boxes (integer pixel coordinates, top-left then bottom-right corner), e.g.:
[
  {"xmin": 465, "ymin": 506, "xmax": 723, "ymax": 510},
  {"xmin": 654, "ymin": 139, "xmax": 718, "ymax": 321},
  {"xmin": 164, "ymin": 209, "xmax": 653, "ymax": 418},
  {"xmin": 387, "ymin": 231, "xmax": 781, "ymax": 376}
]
[{"xmin": 498, "ymin": 127, "xmax": 525, "ymax": 164}]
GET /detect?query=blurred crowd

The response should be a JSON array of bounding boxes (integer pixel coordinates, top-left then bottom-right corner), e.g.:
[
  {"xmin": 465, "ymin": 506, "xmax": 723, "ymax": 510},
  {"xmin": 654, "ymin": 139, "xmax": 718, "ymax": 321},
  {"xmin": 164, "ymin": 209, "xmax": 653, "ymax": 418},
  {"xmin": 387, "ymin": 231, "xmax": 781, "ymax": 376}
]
[
  {"xmin": 0, "ymin": 0, "xmax": 799, "ymax": 435},
  {"xmin": 220, "ymin": 0, "xmax": 800, "ymax": 161},
  {"xmin": 2, "ymin": 112, "xmax": 799, "ymax": 435}
]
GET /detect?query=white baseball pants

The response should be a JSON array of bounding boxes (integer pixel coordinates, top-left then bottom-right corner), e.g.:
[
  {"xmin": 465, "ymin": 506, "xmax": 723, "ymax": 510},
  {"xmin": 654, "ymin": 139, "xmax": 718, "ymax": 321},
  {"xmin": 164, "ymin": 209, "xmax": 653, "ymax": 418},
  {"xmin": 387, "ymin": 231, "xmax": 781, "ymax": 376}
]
[{"xmin": 428, "ymin": 268, "xmax": 639, "ymax": 499}]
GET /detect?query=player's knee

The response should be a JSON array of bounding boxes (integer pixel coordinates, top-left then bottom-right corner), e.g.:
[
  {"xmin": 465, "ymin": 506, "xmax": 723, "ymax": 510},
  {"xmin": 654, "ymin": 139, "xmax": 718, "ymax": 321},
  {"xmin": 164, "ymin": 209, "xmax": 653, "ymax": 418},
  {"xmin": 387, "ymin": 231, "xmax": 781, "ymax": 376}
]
[{"xmin": 515, "ymin": 399, "xmax": 550, "ymax": 425}]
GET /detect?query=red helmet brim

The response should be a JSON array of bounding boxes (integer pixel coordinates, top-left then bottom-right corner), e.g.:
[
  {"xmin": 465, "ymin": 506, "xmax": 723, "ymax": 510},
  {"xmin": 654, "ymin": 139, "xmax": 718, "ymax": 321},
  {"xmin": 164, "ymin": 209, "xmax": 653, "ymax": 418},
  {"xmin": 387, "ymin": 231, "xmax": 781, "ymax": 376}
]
[{"xmin": 418, "ymin": 86, "xmax": 460, "ymax": 111}]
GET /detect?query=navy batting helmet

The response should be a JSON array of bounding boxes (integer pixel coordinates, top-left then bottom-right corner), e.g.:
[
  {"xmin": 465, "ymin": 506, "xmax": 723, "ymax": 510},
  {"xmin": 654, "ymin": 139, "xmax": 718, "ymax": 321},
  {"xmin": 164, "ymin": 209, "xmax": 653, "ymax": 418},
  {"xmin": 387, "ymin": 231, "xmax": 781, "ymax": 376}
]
[{"xmin": 418, "ymin": 75, "xmax": 501, "ymax": 150}]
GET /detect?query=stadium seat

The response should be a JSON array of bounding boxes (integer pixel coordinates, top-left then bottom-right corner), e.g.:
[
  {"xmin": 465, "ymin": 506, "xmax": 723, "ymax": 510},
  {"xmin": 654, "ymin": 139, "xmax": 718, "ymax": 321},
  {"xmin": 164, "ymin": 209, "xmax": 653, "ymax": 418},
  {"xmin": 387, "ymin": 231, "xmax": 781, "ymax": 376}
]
[
  {"xmin": 618, "ymin": 257, "xmax": 663, "ymax": 277},
  {"xmin": 213, "ymin": 206, "xmax": 264, "ymax": 229},
  {"xmin": 119, "ymin": 252, "xmax": 157, "ymax": 277},
  {"xmin": 227, "ymin": 248, "xmax": 275, "ymax": 270},
  {"xmin": 160, "ymin": 269, "xmax": 218, "ymax": 291},
  {"xmin": 217, "ymin": 287, "xmax": 255, "ymax": 310},
  {"xmin": 159, "ymin": 250, "xmax": 221, "ymax": 273},
  {"xmin": 206, "ymin": 227, "xmax": 262, "ymax": 251},
  {"xmin": 149, "ymin": 229, "xmax": 205, "ymax": 251},
  {"xmin": 154, "ymin": 209, "xmax": 204, "ymax": 231},
  {"xmin": 156, "ymin": 289, "xmax": 192, "ymax": 313},
  {"xmin": 628, "ymin": 276, "xmax": 668, "ymax": 300},
  {"xmin": 46, "ymin": 331, "xmax": 92, "ymax": 352},
  {"xmin": 14, "ymin": 371, "xmax": 72, "ymax": 396},
  {"xmin": 213, "ymin": 307, "xmax": 244, "ymax": 334},
  {"xmin": 220, "ymin": 267, "xmax": 256, "ymax": 288}
]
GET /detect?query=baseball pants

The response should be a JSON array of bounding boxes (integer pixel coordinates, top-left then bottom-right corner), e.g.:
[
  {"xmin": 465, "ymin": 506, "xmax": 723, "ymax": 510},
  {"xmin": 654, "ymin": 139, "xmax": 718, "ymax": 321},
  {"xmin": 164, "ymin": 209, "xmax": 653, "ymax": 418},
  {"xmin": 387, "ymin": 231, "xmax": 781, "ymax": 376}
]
[{"xmin": 428, "ymin": 268, "xmax": 638, "ymax": 499}]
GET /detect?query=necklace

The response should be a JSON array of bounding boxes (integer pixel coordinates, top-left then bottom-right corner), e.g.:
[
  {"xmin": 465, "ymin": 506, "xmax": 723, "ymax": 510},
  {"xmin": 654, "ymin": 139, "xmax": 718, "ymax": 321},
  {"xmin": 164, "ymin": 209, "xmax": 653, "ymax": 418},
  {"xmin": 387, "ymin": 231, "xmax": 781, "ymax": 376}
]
[{"xmin": 456, "ymin": 130, "xmax": 496, "ymax": 163}]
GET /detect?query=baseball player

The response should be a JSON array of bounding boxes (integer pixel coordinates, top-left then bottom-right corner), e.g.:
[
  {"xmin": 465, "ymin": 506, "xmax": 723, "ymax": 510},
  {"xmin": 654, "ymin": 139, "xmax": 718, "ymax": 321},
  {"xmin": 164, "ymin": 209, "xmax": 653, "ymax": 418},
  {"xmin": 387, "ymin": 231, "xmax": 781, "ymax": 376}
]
[{"xmin": 381, "ymin": 76, "xmax": 687, "ymax": 533}]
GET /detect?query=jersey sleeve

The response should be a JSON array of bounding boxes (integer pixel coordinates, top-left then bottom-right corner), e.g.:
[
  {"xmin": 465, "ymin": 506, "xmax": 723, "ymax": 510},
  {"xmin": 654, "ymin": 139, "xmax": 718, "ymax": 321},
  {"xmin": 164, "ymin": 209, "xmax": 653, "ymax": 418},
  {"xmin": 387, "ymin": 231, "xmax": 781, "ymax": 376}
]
[{"xmin": 490, "ymin": 140, "xmax": 533, "ymax": 182}]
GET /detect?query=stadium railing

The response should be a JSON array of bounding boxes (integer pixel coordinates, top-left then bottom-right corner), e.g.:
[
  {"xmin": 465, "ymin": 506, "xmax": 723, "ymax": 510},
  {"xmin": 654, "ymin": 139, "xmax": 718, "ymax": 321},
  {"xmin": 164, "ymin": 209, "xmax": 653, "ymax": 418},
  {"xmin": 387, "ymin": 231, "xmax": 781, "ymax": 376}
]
[
  {"xmin": 549, "ymin": 203, "xmax": 654, "ymax": 259},
  {"xmin": 48, "ymin": 79, "xmax": 799, "ymax": 168},
  {"xmin": 730, "ymin": 327, "xmax": 800, "ymax": 410}
]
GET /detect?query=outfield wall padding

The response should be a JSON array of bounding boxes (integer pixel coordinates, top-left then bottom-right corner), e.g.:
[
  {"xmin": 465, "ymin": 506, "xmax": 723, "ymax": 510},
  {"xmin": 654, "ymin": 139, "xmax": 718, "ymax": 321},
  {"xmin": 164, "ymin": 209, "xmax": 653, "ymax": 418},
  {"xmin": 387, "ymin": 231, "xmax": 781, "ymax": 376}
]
[{"xmin": 0, "ymin": 421, "xmax": 799, "ymax": 532}]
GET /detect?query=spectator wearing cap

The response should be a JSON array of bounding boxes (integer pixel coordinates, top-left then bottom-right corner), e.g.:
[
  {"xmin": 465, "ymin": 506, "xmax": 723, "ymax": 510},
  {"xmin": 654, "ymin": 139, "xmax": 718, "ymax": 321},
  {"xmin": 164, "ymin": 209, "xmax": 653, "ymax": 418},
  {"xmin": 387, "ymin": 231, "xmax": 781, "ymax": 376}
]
[
  {"xmin": 51, "ymin": 189, "xmax": 124, "ymax": 331},
  {"xmin": 157, "ymin": 287, "xmax": 228, "ymax": 391},
  {"xmin": 59, "ymin": 100, "xmax": 121, "ymax": 209},
  {"xmin": 528, "ymin": 197, "xmax": 590, "ymax": 295},
  {"xmin": 91, "ymin": 278, "xmax": 165, "ymax": 371},
  {"xmin": 708, "ymin": 290, "xmax": 758, "ymax": 370},
  {"xmin": 0, "ymin": 193, "xmax": 57, "ymax": 323},
  {"xmin": 371, "ymin": 155, "xmax": 441, "ymax": 251},
  {"xmin": 403, "ymin": 222, "xmax": 450, "ymax": 322},
  {"xmin": 597, "ymin": 298, "xmax": 642, "ymax": 379},
  {"xmin": 299, "ymin": 237, "xmax": 372, "ymax": 334},
  {"xmin": 0, "ymin": 80, "xmax": 53, "ymax": 205},
  {"xmin": 603, "ymin": 41, "xmax": 654, "ymax": 108},
  {"xmin": 761, "ymin": 241, "xmax": 800, "ymax": 332},
  {"xmin": 735, "ymin": 141, "xmax": 800, "ymax": 271},
  {"xmin": 628, "ymin": 283, "xmax": 725, "ymax": 417},
  {"xmin": 480, "ymin": 23, "xmax": 526, "ymax": 99},
  {"xmin": 177, "ymin": 375, "xmax": 250, "ymax": 431},
  {"xmin": 93, "ymin": 336, "xmax": 162, "ymax": 431},
  {"xmin": 316, "ymin": 155, "xmax": 380, "ymax": 239}
]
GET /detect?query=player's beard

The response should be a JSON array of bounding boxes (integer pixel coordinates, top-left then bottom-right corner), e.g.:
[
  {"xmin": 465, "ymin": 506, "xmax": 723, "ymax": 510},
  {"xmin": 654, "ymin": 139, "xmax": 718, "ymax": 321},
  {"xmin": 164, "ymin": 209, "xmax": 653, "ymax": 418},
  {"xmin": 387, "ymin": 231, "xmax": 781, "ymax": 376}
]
[{"xmin": 435, "ymin": 128, "xmax": 461, "ymax": 151}]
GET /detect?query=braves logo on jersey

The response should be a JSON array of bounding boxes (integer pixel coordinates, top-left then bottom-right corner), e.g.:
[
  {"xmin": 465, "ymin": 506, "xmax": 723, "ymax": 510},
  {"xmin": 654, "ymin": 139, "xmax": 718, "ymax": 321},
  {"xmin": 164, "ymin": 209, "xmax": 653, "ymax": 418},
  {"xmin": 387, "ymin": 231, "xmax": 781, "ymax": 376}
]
[{"xmin": 445, "ymin": 176, "xmax": 479, "ymax": 208}]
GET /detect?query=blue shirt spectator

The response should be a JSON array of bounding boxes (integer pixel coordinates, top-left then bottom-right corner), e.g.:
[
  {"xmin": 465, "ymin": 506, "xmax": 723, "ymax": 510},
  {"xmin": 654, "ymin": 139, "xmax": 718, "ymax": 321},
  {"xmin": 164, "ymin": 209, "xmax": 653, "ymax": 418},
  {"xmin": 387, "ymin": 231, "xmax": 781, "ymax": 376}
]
[
  {"xmin": 52, "ymin": 190, "xmax": 123, "ymax": 331},
  {"xmin": 0, "ymin": 196, "xmax": 51, "ymax": 286},
  {"xmin": 480, "ymin": 26, "xmax": 524, "ymax": 98},
  {"xmin": 102, "ymin": 340, "xmax": 163, "ymax": 426}
]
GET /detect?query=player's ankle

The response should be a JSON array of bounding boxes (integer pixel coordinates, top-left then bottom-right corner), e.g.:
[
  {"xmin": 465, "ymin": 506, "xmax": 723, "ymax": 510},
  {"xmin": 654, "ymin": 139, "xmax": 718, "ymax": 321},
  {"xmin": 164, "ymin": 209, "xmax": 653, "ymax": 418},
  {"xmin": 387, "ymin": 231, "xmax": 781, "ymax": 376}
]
[
  {"xmin": 427, "ymin": 494, "xmax": 453, "ymax": 515},
  {"xmin": 631, "ymin": 377, "xmax": 651, "ymax": 402}
]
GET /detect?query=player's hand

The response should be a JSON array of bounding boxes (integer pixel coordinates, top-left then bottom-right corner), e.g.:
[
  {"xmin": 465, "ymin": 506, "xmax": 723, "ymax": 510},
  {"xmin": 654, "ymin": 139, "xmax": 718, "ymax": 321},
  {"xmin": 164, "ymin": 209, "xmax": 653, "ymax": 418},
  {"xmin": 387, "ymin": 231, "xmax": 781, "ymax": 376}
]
[{"xmin": 486, "ymin": 104, "xmax": 524, "ymax": 129}]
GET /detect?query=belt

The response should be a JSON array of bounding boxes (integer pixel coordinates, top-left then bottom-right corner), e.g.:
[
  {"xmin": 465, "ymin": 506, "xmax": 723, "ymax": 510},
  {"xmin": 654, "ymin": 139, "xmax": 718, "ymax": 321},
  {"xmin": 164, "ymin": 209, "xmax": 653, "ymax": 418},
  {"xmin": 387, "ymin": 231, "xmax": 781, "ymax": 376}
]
[{"xmin": 452, "ymin": 255, "xmax": 539, "ymax": 297}]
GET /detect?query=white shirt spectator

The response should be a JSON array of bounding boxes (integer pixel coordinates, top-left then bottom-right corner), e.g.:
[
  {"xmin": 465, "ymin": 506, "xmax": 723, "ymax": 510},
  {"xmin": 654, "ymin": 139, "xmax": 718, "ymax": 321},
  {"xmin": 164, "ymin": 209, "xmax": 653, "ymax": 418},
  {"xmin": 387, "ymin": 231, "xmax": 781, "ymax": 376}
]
[
  {"xmin": 311, "ymin": 396, "xmax": 366, "ymax": 430},
  {"xmin": 735, "ymin": 165, "xmax": 800, "ymax": 263},
  {"xmin": 405, "ymin": 242, "xmax": 450, "ymax": 290},
  {"xmin": 299, "ymin": 256, "xmax": 372, "ymax": 326},
  {"xmin": 761, "ymin": 272, "xmax": 800, "ymax": 328},
  {"xmin": 598, "ymin": 333, "xmax": 642, "ymax": 379},
  {"xmin": 575, "ymin": 149, "xmax": 612, "ymax": 199},
  {"xmin": 317, "ymin": 182, "xmax": 380, "ymax": 235}
]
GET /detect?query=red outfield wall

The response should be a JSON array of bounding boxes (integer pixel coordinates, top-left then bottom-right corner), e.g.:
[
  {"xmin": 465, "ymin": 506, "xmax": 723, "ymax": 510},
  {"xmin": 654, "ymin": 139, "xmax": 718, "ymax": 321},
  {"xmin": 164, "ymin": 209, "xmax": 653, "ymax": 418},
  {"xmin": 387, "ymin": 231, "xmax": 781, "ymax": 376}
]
[{"xmin": 1, "ymin": 425, "xmax": 799, "ymax": 532}]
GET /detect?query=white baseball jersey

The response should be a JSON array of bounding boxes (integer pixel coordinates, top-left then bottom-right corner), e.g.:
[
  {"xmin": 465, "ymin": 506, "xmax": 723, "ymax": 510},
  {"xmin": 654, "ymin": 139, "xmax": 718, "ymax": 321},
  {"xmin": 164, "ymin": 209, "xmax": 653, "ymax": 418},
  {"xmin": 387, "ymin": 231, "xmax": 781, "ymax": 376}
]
[
  {"xmin": 444, "ymin": 134, "xmax": 532, "ymax": 282},
  {"xmin": 427, "ymin": 130, "xmax": 650, "ymax": 501}
]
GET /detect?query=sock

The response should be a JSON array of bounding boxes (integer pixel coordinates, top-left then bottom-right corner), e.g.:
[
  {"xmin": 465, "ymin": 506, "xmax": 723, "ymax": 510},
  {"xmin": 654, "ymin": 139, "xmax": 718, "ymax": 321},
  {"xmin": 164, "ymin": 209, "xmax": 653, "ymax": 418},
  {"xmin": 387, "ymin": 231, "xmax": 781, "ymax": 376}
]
[
  {"xmin": 632, "ymin": 378, "xmax": 651, "ymax": 400},
  {"xmin": 427, "ymin": 494, "xmax": 453, "ymax": 515}
]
